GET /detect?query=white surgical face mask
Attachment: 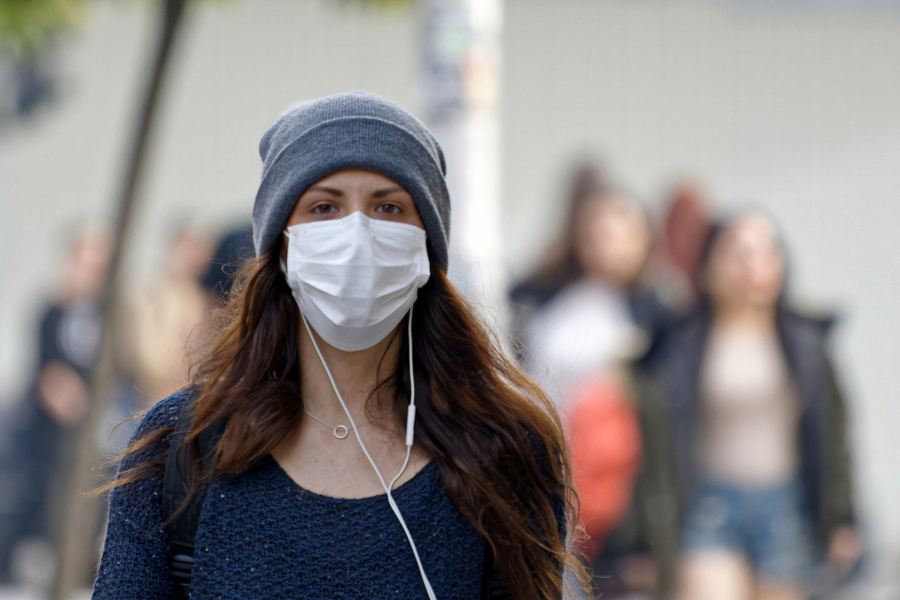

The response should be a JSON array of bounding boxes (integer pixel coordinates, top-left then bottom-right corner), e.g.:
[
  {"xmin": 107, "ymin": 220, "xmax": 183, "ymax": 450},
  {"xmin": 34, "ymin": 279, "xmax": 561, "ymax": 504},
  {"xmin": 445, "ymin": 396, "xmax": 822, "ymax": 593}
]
[{"xmin": 282, "ymin": 211, "xmax": 430, "ymax": 351}]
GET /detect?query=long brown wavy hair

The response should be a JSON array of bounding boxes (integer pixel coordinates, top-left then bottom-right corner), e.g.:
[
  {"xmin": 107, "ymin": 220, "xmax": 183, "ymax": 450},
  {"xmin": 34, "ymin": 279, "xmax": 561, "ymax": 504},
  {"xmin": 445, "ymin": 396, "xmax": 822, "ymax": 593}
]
[{"xmin": 104, "ymin": 233, "xmax": 585, "ymax": 599}]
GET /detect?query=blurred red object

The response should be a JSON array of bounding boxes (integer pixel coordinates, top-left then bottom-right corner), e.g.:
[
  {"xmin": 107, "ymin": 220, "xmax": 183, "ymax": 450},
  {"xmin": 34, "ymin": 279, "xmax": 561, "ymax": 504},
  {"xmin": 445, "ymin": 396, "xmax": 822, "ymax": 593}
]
[{"xmin": 566, "ymin": 376, "xmax": 642, "ymax": 560}]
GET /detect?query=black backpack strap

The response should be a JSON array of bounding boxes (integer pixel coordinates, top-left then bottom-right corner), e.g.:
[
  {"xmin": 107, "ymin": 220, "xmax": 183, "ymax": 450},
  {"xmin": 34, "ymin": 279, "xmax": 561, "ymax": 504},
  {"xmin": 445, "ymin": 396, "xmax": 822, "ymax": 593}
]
[
  {"xmin": 162, "ymin": 389, "xmax": 227, "ymax": 599},
  {"xmin": 481, "ymin": 545, "xmax": 512, "ymax": 599}
]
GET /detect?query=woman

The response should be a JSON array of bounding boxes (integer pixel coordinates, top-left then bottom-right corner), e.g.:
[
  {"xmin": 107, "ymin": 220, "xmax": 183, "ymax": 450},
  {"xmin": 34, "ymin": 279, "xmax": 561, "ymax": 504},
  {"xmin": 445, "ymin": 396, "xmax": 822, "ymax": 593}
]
[
  {"xmin": 92, "ymin": 92, "xmax": 579, "ymax": 599},
  {"xmin": 0, "ymin": 228, "xmax": 110, "ymax": 582},
  {"xmin": 510, "ymin": 168, "xmax": 669, "ymax": 596},
  {"xmin": 511, "ymin": 168, "xmax": 667, "ymax": 409},
  {"xmin": 643, "ymin": 212, "xmax": 860, "ymax": 600}
]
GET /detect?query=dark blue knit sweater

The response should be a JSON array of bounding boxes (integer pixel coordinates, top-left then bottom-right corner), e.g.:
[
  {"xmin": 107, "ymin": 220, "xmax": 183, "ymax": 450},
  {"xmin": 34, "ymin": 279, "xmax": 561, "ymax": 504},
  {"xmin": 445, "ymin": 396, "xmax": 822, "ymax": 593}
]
[{"xmin": 91, "ymin": 391, "xmax": 488, "ymax": 599}]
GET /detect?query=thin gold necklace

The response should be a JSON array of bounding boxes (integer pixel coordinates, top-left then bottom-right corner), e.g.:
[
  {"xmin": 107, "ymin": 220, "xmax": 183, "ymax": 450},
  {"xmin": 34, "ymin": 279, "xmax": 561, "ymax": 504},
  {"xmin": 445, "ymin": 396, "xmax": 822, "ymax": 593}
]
[{"xmin": 303, "ymin": 406, "xmax": 393, "ymax": 439}]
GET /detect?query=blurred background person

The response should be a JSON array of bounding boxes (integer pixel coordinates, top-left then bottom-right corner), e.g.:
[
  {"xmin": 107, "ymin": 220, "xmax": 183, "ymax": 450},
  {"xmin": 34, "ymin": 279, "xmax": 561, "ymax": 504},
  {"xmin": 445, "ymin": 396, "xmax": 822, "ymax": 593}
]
[
  {"xmin": 509, "ymin": 162, "xmax": 605, "ymax": 338},
  {"xmin": 129, "ymin": 223, "xmax": 212, "ymax": 405},
  {"xmin": 510, "ymin": 162, "xmax": 673, "ymax": 597},
  {"xmin": 657, "ymin": 180, "xmax": 713, "ymax": 313},
  {"xmin": 634, "ymin": 212, "xmax": 861, "ymax": 600},
  {"xmin": 0, "ymin": 226, "xmax": 111, "ymax": 584},
  {"xmin": 511, "ymin": 164, "xmax": 669, "ymax": 410}
]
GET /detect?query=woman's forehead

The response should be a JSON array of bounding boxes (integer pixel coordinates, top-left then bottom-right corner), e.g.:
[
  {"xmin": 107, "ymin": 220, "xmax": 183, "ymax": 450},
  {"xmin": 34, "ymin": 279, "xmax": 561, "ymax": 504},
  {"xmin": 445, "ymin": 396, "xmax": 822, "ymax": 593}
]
[
  {"xmin": 725, "ymin": 214, "xmax": 779, "ymax": 247},
  {"xmin": 309, "ymin": 168, "xmax": 404, "ymax": 191}
]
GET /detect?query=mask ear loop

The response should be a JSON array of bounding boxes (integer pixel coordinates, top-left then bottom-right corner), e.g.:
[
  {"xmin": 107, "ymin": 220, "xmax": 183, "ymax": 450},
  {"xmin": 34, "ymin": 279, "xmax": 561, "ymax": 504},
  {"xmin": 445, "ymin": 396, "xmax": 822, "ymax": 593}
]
[{"xmin": 300, "ymin": 304, "xmax": 437, "ymax": 600}]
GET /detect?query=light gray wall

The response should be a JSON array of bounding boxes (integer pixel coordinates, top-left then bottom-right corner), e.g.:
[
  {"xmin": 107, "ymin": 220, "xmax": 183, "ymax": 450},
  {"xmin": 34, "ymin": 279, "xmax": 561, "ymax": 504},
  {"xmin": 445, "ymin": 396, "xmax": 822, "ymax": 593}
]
[{"xmin": 503, "ymin": 0, "xmax": 900, "ymax": 558}]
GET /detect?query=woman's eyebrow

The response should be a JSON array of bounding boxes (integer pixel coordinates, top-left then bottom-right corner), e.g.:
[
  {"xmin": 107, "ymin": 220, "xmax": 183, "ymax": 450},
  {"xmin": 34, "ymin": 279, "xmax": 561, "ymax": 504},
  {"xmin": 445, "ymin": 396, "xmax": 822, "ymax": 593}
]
[
  {"xmin": 373, "ymin": 186, "xmax": 406, "ymax": 198},
  {"xmin": 308, "ymin": 185, "xmax": 344, "ymax": 196}
]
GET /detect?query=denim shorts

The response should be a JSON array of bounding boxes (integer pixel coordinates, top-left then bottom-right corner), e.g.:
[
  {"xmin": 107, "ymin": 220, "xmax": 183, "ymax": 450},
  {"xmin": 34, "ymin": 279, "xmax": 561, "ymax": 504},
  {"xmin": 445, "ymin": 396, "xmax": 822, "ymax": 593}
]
[{"xmin": 680, "ymin": 479, "xmax": 815, "ymax": 585}]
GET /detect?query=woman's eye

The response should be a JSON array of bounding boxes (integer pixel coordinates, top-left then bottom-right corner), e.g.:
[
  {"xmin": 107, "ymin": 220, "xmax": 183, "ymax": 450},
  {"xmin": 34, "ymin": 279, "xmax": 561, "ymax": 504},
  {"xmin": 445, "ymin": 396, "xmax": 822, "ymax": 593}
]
[
  {"xmin": 376, "ymin": 204, "xmax": 402, "ymax": 215},
  {"xmin": 311, "ymin": 204, "xmax": 337, "ymax": 215}
]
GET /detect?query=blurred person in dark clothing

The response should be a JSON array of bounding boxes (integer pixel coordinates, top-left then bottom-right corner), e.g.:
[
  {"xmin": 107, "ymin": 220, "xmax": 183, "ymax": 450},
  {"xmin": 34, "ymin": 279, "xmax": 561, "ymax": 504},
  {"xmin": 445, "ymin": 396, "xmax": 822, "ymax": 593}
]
[
  {"xmin": 0, "ymin": 227, "xmax": 111, "ymax": 581},
  {"xmin": 35, "ymin": 229, "xmax": 110, "ymax": 425},
  {"xmin": 629, "ymin": 212, "xmax": 860, "ymax": 600}
]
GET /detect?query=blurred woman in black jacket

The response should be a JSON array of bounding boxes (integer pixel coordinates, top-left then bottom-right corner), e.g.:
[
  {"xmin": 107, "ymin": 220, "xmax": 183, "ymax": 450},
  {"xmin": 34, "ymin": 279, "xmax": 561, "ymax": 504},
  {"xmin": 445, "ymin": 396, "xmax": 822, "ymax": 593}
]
[{"xmin": 631, "ymin": 212, "xmax": 860, "ymax": 600}]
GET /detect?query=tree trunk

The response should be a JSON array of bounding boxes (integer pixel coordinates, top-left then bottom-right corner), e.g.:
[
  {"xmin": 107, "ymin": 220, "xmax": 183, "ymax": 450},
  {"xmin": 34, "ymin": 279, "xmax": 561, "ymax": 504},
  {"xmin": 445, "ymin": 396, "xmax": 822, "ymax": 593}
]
[{"xmin": 51, "ymin": 0, "xmax": 188, "ymax": 597}]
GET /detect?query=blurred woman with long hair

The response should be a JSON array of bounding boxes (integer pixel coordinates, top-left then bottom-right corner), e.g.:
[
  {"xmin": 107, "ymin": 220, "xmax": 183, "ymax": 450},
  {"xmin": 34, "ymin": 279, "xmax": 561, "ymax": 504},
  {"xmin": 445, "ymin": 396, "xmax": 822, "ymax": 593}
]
[
  {"xmin": 92, "ymin": 92, "xmax": 580, "ymax": 599},
  {"xmin": 510, "ymin": 166, "xmax": 674, "ymax": 597},
  {"xmin": 511, "ymin": 166, "xmax": 668, "ymax": 409},
  {"xmin": 645, "ymin": 212, "xmax": 860, "ymax": 600}
]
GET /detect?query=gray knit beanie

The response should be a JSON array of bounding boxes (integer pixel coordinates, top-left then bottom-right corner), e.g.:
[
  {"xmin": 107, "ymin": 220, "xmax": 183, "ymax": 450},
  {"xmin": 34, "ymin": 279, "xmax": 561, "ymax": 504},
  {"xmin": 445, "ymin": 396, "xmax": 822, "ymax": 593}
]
[{"xmin": 252, "ymin": 91, "xmax": 451, "ymax": 266}]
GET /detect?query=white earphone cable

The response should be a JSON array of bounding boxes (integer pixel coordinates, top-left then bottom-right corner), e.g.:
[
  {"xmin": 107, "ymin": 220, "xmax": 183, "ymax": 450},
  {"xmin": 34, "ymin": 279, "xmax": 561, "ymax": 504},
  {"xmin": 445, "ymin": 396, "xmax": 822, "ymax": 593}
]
[{"xmin": 301, "ymin": 304, "xmax": 437, "ymax": 600}]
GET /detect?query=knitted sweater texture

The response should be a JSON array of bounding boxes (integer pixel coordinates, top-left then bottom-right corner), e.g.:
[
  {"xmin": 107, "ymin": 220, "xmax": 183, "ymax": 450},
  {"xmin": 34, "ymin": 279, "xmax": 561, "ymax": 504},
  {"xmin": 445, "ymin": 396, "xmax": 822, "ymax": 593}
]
[{"xmin": 91, "ymin": 391, "xmax": 486, "ymax": 599}]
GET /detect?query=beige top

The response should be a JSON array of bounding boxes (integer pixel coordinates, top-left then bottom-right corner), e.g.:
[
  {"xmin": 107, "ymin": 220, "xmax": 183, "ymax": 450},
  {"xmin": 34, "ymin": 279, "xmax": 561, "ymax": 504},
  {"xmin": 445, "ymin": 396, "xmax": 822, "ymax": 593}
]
[
  {"xmin": 697, "ymin": 327, "xmax": 801, "ymax": 488},
  {"xmin": 131, "ymin": 276, "xmax": 209, "ymax": 403}
]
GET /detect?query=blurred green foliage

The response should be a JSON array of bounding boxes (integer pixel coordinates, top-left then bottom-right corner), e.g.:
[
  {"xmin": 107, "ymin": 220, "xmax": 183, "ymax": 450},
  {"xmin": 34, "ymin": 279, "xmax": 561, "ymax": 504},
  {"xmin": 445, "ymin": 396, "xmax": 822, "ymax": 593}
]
[
  {"xmin": 0, "ymin": 0, "xmax": 414, "ymax": 54},
  {"xmin": 0, "ymin": 0, "xmax": 84, "ymax": 53}
]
